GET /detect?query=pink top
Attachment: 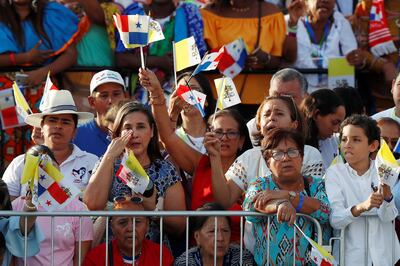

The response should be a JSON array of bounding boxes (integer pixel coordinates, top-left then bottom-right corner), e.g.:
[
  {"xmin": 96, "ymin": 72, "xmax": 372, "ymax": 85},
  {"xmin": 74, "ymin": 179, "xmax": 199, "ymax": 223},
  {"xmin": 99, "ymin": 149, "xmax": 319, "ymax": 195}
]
[{"xmin": 12, "ymin": 197, "xmax": 93, "ymax": 266}]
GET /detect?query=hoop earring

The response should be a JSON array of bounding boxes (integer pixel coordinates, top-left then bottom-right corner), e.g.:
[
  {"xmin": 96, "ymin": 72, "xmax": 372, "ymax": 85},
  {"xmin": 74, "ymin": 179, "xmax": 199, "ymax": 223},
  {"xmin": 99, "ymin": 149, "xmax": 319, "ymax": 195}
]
[{"xmin": 32, "ymin": 0, "xmax": 38, "ymax": 12}]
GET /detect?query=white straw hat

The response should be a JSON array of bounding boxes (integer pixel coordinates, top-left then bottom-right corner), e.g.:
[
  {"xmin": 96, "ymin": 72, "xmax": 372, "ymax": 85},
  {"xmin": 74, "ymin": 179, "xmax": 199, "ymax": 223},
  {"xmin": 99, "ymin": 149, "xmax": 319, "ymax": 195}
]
[
  {"xmin": 25, "ymin": 90, "xmax": 94, "ymax": 128},
  {"xmin": 90, "ymin": 70, "xmax": 125, "ymax": 94}
]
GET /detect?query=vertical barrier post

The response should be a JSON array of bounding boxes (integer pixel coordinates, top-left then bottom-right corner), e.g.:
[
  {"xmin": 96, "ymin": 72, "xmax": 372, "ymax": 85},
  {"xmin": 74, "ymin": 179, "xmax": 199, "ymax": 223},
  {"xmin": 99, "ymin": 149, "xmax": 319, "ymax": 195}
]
[
  {"xmin": 160, "ymin": 217, "xmax": 163, "ymax": 266},
  {"xmin": 132, "ymin": 217, "xmax": 136, "ymax": 266},
  {"xmin": 186, "ymin": 216, "xmax": 189, "ymax": 266}
]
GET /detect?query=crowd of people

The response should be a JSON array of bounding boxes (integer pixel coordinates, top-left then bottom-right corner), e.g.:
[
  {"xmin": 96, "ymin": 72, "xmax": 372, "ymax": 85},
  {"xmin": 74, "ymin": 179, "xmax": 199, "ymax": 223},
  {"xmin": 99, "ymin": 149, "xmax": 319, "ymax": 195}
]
[{"xmin": 2, "ymin": 0, "xmax": 400, "ymax": 265}]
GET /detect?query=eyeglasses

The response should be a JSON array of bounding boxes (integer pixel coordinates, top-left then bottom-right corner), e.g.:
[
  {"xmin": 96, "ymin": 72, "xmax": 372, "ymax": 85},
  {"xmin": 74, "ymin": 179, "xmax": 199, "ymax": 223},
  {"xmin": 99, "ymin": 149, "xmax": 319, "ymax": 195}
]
[
  {"xmin": 113, "ymin": 195, "xmax": 143, "ymax": 205},
  {"xmin": 268, "ymin": 148, "xmax": 301, "ymax": 161},
  {"xmin": 212, "ymin": 130, "xmax": 240, "ymax": 140}
]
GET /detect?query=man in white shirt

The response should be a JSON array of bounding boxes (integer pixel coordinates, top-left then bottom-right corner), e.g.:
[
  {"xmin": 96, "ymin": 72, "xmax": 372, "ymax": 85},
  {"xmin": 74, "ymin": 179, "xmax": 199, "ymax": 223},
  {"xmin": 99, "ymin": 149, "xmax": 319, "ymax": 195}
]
[
  {"xmin": 372, "ymin": 72, "xmax": 400, "ymax": 124},
  {"xmin": 2, "ymin": 90, "xmax": 98, "ymax": 200}
]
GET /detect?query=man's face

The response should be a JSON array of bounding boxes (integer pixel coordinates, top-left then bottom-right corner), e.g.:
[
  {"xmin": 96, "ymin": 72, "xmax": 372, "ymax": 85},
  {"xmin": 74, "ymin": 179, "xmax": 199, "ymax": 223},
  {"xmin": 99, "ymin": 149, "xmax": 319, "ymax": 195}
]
[
  {"xmin": 269, "ymin": 79, "xmax": 304, "ymax": 106},
  {"xmin": 88, "ymin": 83, "xmax": 126, "ymax": 116},
  {"xmin": 41, "ymin": 114, "xmax": 76, "ymax": 147}
]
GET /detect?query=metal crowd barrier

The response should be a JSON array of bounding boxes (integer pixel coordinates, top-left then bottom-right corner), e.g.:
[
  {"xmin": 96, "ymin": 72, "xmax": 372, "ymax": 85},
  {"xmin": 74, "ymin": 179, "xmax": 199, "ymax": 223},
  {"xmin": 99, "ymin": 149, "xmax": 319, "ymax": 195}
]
[{"xmin": 0, "ymin": 210, "xmax": 324, "ymax": 266}]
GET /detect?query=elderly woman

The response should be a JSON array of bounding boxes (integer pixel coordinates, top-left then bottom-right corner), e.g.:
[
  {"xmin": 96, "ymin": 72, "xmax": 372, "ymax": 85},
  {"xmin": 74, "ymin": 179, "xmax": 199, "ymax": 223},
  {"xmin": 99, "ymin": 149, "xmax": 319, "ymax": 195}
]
[
  {"xmin": 243, "ymin": 128, "xmax": 330, "ymax": 265},
  {"xmin": 175, "ymin": 202, "xmax": 254, "ymax": 266},
  {"xmin": 287, "ymin": 0, "xmax": 357, "ymax": 92},
  {"xmin": 84, "ymin": 197, "xmax": 174, "ymax": 266}
]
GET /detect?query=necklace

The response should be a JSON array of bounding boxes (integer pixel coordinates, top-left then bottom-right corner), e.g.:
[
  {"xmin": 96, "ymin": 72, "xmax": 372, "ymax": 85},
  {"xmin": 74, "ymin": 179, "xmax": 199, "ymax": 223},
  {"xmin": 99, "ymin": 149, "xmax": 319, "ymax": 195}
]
[{"xmin": 231, "ymin": 6, "xmax": 250, "ymax": 13}]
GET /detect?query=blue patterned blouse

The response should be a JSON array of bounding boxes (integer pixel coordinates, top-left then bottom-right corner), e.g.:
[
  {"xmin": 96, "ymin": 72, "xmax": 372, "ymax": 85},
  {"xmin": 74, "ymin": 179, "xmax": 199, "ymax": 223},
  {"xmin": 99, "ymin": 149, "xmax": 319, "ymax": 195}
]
[{"xmin": 243, "ymin": 175, "xmax": 331, "ymax": 266}]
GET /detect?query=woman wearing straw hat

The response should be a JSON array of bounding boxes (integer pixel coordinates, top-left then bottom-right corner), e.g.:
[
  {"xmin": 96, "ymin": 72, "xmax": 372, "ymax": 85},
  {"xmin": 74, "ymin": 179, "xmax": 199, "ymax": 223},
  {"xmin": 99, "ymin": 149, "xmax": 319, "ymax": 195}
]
[{"xmin": 2, "ymin": 90, "xmax": 99, "ymax": 200}]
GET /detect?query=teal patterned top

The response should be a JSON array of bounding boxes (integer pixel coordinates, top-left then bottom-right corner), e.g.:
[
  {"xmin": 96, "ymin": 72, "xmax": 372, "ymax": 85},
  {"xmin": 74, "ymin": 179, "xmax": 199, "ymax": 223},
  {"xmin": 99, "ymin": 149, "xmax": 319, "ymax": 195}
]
[{"xmin": 243, "ymin": 175, "xmax": 331, "ymax": 266}]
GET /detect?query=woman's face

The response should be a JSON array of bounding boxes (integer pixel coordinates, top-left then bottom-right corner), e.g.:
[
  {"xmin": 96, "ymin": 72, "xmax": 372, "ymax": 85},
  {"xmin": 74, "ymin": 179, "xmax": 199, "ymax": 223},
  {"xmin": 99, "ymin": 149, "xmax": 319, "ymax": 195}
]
[
  {"xmin": 111, "ymin": 215, "xmax": 148, "ymax": 254},
  {"xmin": 177, "ymin": 77, "xmax": 207, "ymax": 117},
  {"xmin": 307, "ymin": 0, "xmax": 335, "ymax": 21},
  {"xmin": 266, "ymin": 138, "xmax": 303, "ymax": 182},
  {"xmin": 314, "ymin": 106, "xmax": 346, "ymax": 140},
  {"xmin": 211, "ymin": 115, "xmax": 244, "ymax": 158},
  {"xmin": 120, "ymin": 112, "xmax": 154, "ymax": 158},
  {"xmin": 194, "ymin": 217, "xmax": 231, "ymax": 259},
  {"xmin": 260, "ymin": 99, "xmax": 298, "ymax": 137}
]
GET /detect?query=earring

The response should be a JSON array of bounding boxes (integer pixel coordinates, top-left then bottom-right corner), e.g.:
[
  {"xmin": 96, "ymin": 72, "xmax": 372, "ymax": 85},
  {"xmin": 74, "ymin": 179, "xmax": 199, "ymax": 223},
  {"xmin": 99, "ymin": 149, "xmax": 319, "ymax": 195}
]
[{"xmin": 31, "ymin": 0, "xmax": 38, "ymax": 12}]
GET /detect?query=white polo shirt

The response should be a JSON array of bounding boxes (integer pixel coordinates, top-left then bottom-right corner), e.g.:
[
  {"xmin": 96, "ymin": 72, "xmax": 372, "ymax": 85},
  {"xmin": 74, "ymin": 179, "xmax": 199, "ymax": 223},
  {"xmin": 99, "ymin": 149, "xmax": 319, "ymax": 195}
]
[{"xmin": 2, "ymin": 144, "xmax": 98, "ymax": 197}]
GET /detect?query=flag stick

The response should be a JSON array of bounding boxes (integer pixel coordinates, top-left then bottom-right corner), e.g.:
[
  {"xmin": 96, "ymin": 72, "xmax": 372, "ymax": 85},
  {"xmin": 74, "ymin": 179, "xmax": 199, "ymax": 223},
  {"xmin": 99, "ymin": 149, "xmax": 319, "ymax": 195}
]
[
  {"xmin": 188, "ymin": 51, "xmax": 209, "ymax": 83},
  {"xmin": 172, "ymin": 41, "xmax": 178, "ymax": 90},
  {"xmin": 211, "ymin": 76, "xmax": 226, "ymax": 127},
  {"xmin": 140, "ymin": 46, "xmax": 145, "ymax": 69}
]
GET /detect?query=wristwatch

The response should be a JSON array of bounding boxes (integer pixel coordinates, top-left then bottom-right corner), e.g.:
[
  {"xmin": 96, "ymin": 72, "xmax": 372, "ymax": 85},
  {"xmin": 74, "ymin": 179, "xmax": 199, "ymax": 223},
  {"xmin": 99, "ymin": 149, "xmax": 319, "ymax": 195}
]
[{"xmin": 288, "ymin": 191, "xmax": 297, "ymax": 201}]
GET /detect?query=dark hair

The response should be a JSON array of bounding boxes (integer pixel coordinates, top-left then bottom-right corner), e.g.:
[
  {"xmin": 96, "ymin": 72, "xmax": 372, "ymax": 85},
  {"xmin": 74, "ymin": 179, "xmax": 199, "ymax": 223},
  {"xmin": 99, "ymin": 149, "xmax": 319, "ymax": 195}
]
[
  {"xmin": 0, "ymin": 179, "xmax": 12, "ymax": 212},
  {"xmin": 261, "ymin": 128, "xmax": 305, "ymax": 159},
  {"xmin": 301, "ymin": 89, "xmax": 344, "ymax": 148},
  {"xmin": 0, "ymin": 0, "xmax": 50, "ymax": 50},
  {"xmin": 177, "ymin": 72, "xmax": 216, "ymax": 122},
  {"xmin": 340, "ymin": 115, "xmax": 380, "ymax": 145},
  {"xmin": 112, "ymin": 101, "xmax": 162, "ymax": 162},
  {"xmin": 207, "ymin": 109, "xmax": 252, "ymax": 156},
  {"xmin": 0, "ymin": 232, "xmax": 5, "ymax": 255},
  {"xmin": 254, "ymin": 96, "xmax": 304, "ymax": 146},
  {"xmin": 42, "ymin": 114, "xmax": 79, "ymax": 129},
  {"xmin": 333, "ymin": 86, "xmax": 364, "ymax": 117},
  {"xmin": 26, "ymin": 144, "xmax": 58, "ymax": 164},
  {"xmin": 190, "ymin": 202, "xmax": 231, "ymax": 233},
  {"xmin": 377, "ymin": 117, "xmax": 400, "ymax": 132}
]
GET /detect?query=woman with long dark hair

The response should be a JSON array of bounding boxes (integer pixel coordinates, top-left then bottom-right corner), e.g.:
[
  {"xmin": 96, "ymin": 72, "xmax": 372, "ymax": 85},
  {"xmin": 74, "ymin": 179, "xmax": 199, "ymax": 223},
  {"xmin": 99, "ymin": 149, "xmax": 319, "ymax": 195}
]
[{"xmin": 0, "ymin": 0, "xmax": 78, "ymax": 85}]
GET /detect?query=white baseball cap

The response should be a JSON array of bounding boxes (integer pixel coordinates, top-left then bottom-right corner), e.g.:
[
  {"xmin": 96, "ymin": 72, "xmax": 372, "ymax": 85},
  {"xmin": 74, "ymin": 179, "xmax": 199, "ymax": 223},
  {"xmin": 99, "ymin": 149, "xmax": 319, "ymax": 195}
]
[{"xmin": 90, "ymin": 70, "xmax": 125, "ymax": 94}]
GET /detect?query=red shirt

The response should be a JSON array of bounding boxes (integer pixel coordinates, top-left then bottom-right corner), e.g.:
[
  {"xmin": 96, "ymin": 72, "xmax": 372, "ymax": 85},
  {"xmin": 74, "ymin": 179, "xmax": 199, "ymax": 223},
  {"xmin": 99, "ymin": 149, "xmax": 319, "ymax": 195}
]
[
  {"xmin": 83, "ymin": 239, "xmax": 174, "ymax": 266},
  {"xmin": 191, "ymin": 155, "xmax": 243, "ymax": 242}
]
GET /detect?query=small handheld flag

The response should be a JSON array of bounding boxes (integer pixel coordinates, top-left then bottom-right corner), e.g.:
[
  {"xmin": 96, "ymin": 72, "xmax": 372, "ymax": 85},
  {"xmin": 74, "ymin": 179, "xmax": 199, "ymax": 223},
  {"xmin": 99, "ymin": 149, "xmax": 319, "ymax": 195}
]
[
  {"xmin": 174, "ymin": 36, "xmax": 201, "ymax": 72},
  {"xmin": 0, "ymin": 88, "xmax": 26, "ymax": 129},
  {"xmin": 39, "ymin": 72, "xmax": 59, "ymax": 112},
  {"xmin": 375, "ymin": 138, "xmax": 399, "ymax": 187},
  {"xmin": 113, "ymin": 14, "xmax": 150, "ymax": 48},
  {"xmin": 217, "ymin": 38, "xmax": 248, "ymax": 78},
  {"xmin": 192, "ymin": 50, "xmax": 223, "ymax": 76},
  {"xmin": 214, "ymin": 77, "xmax": 241, "ymax": 110},
  {"xmin": 12, "ymin": 82, "xmax": 31, "ymax": 119},
  {"xmin": 176, "ymin": 85, "xmax": 206, "ymax": 117},
  {"xmin": 117, "ymin": 151, "xmax": 150, "ymax": 194},
  {"xmin": 295, "ymin": 223, "xmax": 337, "ymax": 266}
]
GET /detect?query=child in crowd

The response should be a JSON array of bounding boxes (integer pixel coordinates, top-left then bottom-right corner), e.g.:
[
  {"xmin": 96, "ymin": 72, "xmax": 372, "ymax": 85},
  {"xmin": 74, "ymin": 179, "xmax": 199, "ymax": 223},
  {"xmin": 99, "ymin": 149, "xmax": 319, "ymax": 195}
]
[
  {"xmin": 301, "ymin": 89, "xmax": 346, "ymax": 168},
  {"xmin": 325, "ymin": 114, "xmax": 400, "ymax": 265}
]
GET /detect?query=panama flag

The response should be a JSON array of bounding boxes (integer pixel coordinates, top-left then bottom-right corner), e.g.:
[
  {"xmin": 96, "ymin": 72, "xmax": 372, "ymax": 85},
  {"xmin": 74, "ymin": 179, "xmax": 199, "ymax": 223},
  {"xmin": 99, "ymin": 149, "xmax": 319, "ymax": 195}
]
[
  {"xmin": 192, "ymin": 50, "xmax": 223, "ymax": 76},
  {"xmin": 0, "ymin": 88, "xmax": 25, "ymax": 129},
  {"xmin": 114, "ymin": 14, "xmax": 150, "ymax": 48},
  {"xmin": 176, "ymin": 85, "xmax": 206, "ymax": 117},
  {"xmin": 117, "ymin": 151, "xmax": 150, "ymax": 194},
  {"xmin": 39, "ymin": 72, "xmax": 59, "ymax": 112},
  {"xmin": 375, "ymin": 139, "xmax": 400, "ymax": 187},
  {"xmin": 295, "ymin": 223, "xmax": 337, "ymax": 266},
  {"xmin": 217, "ymin": 38, "xmax": 248, "ymax": 78},
  {"xmin": 214, "ymin": 77, "xmax": 241, "ymax": 109},
  {"xmin": 36, "ymin": 166, "xmax": 79, "ymax": 211},
  {"xmin": 174, "ymin": 36, "xmax": 201, "ymax": 71}
]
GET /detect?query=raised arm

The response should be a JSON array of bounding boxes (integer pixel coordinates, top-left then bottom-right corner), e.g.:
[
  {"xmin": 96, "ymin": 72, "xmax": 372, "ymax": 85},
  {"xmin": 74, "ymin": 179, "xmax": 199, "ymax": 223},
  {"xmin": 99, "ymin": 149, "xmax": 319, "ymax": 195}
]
[
  {"xmin": 138, "ymin": 68, "xmax": 201, "ymax": 175},
  {"xmin": 205, "ymin": 132, "xmax": 243, "ymax": 208},
  {"xmin": 83, "ymin": 132, "xmax": 132, "ymax": 210}
]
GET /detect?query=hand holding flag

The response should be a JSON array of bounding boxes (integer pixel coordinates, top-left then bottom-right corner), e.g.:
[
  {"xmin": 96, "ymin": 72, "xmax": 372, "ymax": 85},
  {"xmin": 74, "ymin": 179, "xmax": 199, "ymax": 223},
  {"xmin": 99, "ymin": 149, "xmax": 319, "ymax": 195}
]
[{"xmin": 117, "ymin": 151, "xmax": 151, "ymax": 194}]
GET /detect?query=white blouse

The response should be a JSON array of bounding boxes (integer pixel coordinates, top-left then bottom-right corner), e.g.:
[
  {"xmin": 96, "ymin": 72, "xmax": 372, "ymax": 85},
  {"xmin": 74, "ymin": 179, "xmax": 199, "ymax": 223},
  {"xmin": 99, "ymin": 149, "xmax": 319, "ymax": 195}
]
[
  {"xmin": 325, "ymin": 161, "xmax": 400, "ymax": 265},
  {"xmin": 290, "ymin": 11, "xmax": 357, "ymax": 92}
]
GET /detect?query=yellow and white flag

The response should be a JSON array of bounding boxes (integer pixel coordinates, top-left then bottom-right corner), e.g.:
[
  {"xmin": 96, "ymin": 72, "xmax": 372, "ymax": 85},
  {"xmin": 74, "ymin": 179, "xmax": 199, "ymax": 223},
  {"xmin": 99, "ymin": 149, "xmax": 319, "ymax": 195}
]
[
  {"xmin": 12, "ymin": 82, "xmax": 31, "ymax": 119},
  {"xmin": 174, "ymin": 36, "xmax": 201, "ymax": 71},
  {"xmin": 375, "ymin": 138, "xmax": 400, "ymax": 187},
  {"xmin": 214, "ymin": 77, "xmax": 241, "ymax": 110},
  {"xmin": 116, "ymin": 151, "xmax": 150, "ymax": 194}
]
